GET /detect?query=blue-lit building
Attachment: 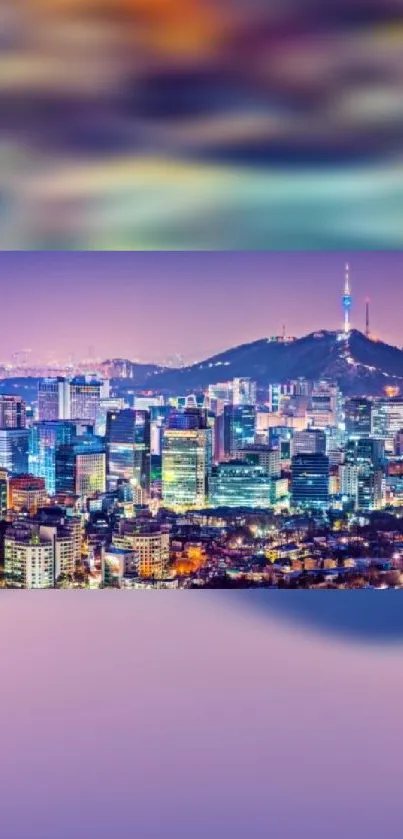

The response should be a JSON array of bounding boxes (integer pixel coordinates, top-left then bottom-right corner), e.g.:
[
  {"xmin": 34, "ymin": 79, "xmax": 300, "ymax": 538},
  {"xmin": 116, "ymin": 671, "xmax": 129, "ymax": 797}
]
[
  {"xmin": 30, "ymin": 421, "xmax": 77, "ymax": 495},
  {"xmin": 55, "ymin": 434, "xmax": 106, "ymax": 497},
  {"xmin": 106, "ymin": 409, "xmax": 151, "ymax": 495},
  {"xmin": 0, "ymin": 429, "xmax": 29, "ymax": 474},
  {"xmin": 209, "ymin": 461, "xmax": 271, "ymax": 508},
  {"xmin": 223, "ymin": 404, "xmax": 255, "ymax": 457},
  {"xmin": 291, "ymin": 453, "xmax": 330, "ymax": 509}
]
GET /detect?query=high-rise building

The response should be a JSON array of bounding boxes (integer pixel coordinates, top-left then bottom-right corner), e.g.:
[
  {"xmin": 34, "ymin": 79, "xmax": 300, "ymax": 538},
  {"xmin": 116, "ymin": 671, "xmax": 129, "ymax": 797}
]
[
  {"xmin": 69, "ymin": 377, "xmax": 102, "ymax": 423},
  {"xmin": 55, "ymin": 434, "xmax": 106, "ymax": 498},
  {"xmin": 210, "ymin": 461, "xmax": 272, "ymax": 508},
  {"xmin": 162, "ymin": 414, "xmax": 212, "ymax": 510},
  {"xmin": 239, "ymin": 445, "xmax": 281, "ymax": 477},
  {"xmin": 106, "ymin": 409, "xmax": 151, "ymax": 498},
  {"xmin": 30, "ymin": 420, "xmax": 77, "ymax": 495},
  {"xmin": 0, "ymin": 396, "xmax": 26, "ymax": 429},
  {"xmin": 291, "ymin": 453, "xmax": 330, "ymax": 509},
  {"xmin": 0, "ymin": 429, "xmax": 29, "ymax": 474},
  {"xmin": 267, "ymin": 383, "xmax": 296, "ymax": 413},
  {"xmin": 223, "ymin": 404, "xmax": 255, "ymax": 457},
  {"xmin": 233, "ymin": 378, "xmax": 257, "ymax": 406},
  {"xmin": 4, "ymin": 520, "xmax": 75, "ymax": 588},
  {"xmin": 343, "ymin": 438, "xmax": 385, "ymax": 510},
  {"xmin": 113, "ymin": 521, "xmax": 169, "ymax": 579},
  {"xmin": 38, "ymin": 378, "xmax": 70, "ymax": 421},
  {"xmin": 308, "ymin": 384, "xmax": 340, "ymax": 428},
  {"xmin": 292, "ymin": 429, "xmax": 327, "ymax": 456},
  {"xmin": 9, "ymin": 475, "xmax": 47, "ymax": 515},
  {"xmin": 344, "ymin": 398, "xmax": 372, "ymax": 438},
  {"xmin": 0, "ymin": 468, "xmax": 8, "ymax": 519},
  {"xmin": 35, "ymin": 505, "xmax": 82, "ymax": 567}
]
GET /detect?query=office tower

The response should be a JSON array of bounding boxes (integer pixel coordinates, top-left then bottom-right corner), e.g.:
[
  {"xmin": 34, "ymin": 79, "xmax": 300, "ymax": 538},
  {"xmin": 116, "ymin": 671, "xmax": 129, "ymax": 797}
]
[
  {"xmin": 292, "ymin": 429, "xmax": 326, "ymax": 456},
  {"xmin": 344, "ymin": 398, "xmax": 372, "ymax": 438},
  {"xmin": 308, "ymin": 383, "xmax": 340, "ymax": 428},
  {"xmin": 233, "ymin": 378, "xmax": 257, "ymax": 406},
  {"xmin": 239, "ymin": 445, "xmax": 281, "ymax": 477},
  {"xmin": 113, "ymin": 521, "xmax": 169, "ymax": 579},
  {"xmin": 291, "ymin": 453, "xmax": 330, "ymax": 509},
  {"xmin": 162, "ymin": 414, "xmax": 212, "ymax": 510},
  {"xmin": 210, "ymin": 461, "xmax": 272, "ymax": 508},
  {"xmin": 69, "ymin": 377, "xmax": 102, "ymax": 423},
  {"xmin": 95, "ymin": 396, "xmax": 125, "ymax": 436},
  {"xmin": 206, "ymin": 382, "xmax": 233, "ymax": 414},
  {"xmin": 343, "ymin": 438, "xmax": 385, "ymax": 510},
  {"xmin": 223, "ymin": 404, "xmax": 255, "ymax": 457},
  {"xmin": 38, "ymin": 378, "xmax": 70, "ymax": 421},
  {"xmin": 9, "ymin": 475, "xmax": 47, "ymax": 515},
  {"xmin": 102, "ymin": 547, "xmax": 139, "ymax": 588},
  {"xmin": 0, "ymin": 429, "xmax": 29, "ymax": 474},
  {"xmin": 106, "ymin": 409, "xmax": 151, "ymax": 498},
  {"xmin": 30, "ymin": 420, "xmax": 77, "ymax": 495},
  {"xmin": 0, "ymin": 396, "xmax": 26, "ymax": 429},
  {"xmin": 4, "ymin": 520, "xmax": 75, "ymax": 588},
  {"xmin": 371, "ymin": 400, "xmax": 388, "ymax": 440},
  {"xmin": 380, "ymin": 399, "xmax": 403, "ymax": 454},
  {"xmin": 0, "ymin": 468, "xmax": 8, "ymax": 519},
  {"xmin": 395, "ymin": 430, "xmax": 403, "ymax": 456},
  {"xmin": 55, "ymin": 434, "xmax": 106, "ymax": 498},
  {"xmin": 267, "ymin": 383, "xmax": 297, "ymax": 413}
]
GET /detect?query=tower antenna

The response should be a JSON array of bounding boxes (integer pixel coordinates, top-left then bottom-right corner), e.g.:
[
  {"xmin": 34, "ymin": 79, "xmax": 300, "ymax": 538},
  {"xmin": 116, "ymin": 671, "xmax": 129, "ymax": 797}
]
[
  {"xmin": 342, "ymin": 263, "xmax": 352, "ymax": 335},
  {"xmin": 365, "ymin": 298, "xmax": 370, "ymax": 339}
]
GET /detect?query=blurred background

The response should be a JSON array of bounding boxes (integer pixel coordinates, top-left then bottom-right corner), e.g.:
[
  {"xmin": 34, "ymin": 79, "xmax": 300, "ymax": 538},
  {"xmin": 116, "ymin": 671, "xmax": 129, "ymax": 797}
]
[{"xmin": 1, "ymin": 0, "xmax": 403, "ymax": 248}]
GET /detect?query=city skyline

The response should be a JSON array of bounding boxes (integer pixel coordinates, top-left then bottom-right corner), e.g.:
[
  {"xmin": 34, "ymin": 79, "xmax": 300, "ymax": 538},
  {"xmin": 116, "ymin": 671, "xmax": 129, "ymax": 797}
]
[{"xmin": 1, "ymin": 251, "xmax": 402, "ymax": 365}]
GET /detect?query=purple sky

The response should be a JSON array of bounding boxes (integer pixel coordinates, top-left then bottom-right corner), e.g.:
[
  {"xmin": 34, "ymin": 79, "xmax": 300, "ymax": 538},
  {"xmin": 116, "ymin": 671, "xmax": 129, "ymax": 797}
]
[{"xmin": 2, "ymin": 252, "xmax": 402, "ymax": 364}]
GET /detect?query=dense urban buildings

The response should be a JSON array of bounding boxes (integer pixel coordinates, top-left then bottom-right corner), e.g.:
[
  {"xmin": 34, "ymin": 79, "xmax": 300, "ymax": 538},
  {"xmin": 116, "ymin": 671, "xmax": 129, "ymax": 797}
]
[{"xmin": 1, "ymin": 270, "xmax": 403, "ymax": 589}]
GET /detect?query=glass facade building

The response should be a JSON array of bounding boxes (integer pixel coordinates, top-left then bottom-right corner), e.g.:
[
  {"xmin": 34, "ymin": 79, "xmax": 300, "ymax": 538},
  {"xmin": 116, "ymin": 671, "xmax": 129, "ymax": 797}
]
[
  {"xmin": 223, "ymin": 404, "xmax": 256, "ymax": 457},
  {"xmin": 30, "ymin": 421, "xmax": 77, "ymax": 495},
  {"xmin": 55, "ymin": 434, "xmax": 106, "ymax": 498},
  {"xmin": 291, "ymin": 452, "xmax": 330, "ymax": 509},
  {"xmin": 0, "ymin": 429, "xmax": 29, "ymax": 474},
  {"xmin": 106, "ymin": 409, "xmax": 151, "ymax": 495},
  {"xmin": 210, "ymin": 461, "xmax": 271, "ymax": 508},
  {"xmin": 162, "ymin": 427, "xmax": 212, "ymax": 510}
]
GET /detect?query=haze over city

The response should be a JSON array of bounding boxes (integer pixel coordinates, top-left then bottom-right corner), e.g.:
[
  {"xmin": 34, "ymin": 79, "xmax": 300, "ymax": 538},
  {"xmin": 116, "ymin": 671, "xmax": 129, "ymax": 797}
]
[{"xmin": 1, "ymin": 252, "xmax": 402, "ymax": 365}]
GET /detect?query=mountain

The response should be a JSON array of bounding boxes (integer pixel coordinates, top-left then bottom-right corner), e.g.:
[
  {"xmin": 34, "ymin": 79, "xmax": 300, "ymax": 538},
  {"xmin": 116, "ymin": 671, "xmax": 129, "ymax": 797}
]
[{"xmin": 145, "ymin": 331, "xmax": 403, "ymax": 396}]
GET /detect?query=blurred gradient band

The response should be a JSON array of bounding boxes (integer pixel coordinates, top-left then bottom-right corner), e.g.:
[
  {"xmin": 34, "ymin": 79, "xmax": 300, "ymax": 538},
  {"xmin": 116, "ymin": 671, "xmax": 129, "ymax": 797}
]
[{"xmin": 1, "ymin": 0, "xmax": 403, "ymax": 248}]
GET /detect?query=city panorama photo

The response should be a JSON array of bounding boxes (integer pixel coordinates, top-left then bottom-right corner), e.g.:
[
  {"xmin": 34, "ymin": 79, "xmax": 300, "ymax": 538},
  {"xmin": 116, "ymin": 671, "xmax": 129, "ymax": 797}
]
[{"xmin": 1, "ymin": 251, "xmax": 403, "ymax": 591}]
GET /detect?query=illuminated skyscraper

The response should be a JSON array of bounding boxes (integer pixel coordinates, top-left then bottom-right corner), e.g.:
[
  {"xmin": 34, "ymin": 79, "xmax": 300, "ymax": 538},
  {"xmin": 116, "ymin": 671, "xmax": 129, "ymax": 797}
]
[
  {"xmin": 0, "ymin": 396, "xmax": 26, "ymax": 429},
  {"xmin": 291, "ymin": 452, "xmax": 330, "ymax": 509},
  {"xmin": 106, "ymin": 409, "xmax": 151, "ymax": 498},
  {"xmin": 233, "ymin": 378, "xmax": 257, "ymax": 406},
  {"xmin": 38, "ymin": 378, "xmax": 70, "ymax": 421},
  {"xmin": 223, "ymin": 404, "xmax": 256, "ymax": 457},
  {"xmin": 55, "ymin": 434, "xmax": 106, "ymax": 498},
  {"xmin": 0, "ymin": 429, "xmax": 29, "ymax": 474},
  {"xmin": 342, "ymin": 262, "xmax": 352, "ymax": 335},
  {"xmin": 210, "ymin": 461, "xmax": 271, "ymax": 508},
  {"xmin": 69, "ymin": 377, "xmax": 102, "ymax": 423},
  {"xmin": 0, "ymin": 468, "xmax": 8, "ymax": 519},
  {"xmin": 30, "ymin": 421, "xmax": 78, "ymax": 495},
  {"xmin": 162, "ymin": 414, "xmax": 212, "ymax": 510},
  {"xmin": 344, "ymin": 438, "xmax": 385, "ymax": 510}
]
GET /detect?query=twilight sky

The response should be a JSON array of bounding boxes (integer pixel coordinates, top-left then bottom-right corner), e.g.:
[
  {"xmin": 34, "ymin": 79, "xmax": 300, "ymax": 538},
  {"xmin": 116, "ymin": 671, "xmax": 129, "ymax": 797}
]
[{"xmin": 1, "ymin": 251, "xmax": 401, "ymax": 364}]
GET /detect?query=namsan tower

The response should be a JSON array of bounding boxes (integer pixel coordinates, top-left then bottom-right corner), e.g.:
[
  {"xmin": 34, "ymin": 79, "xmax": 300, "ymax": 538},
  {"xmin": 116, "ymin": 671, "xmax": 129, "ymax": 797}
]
[{"xmin": 342, "ymin": 262, "xmax": 352, "ymax": 335}]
